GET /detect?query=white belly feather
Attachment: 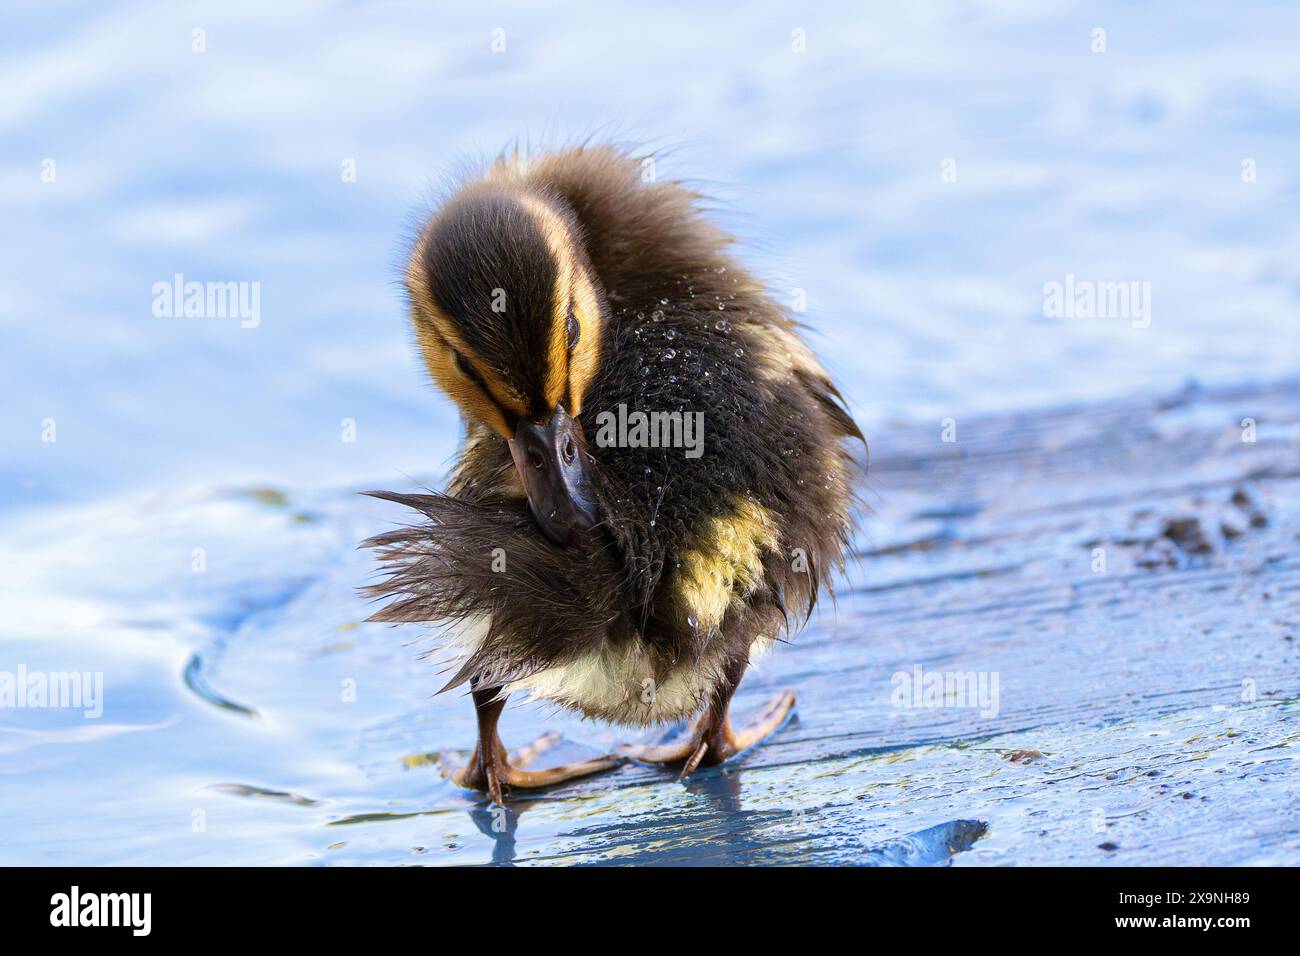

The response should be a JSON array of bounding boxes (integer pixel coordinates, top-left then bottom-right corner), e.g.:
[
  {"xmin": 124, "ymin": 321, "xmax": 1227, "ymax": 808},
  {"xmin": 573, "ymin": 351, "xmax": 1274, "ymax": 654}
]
[{"xmin": 436, "ymin": 616, "xmax": 775, "ymax": 727}]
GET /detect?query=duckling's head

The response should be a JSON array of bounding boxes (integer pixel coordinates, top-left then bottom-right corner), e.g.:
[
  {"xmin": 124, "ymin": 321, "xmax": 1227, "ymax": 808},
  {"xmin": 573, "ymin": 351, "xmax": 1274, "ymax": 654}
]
[{"xmin": 405, "ymin": 184, "xmax": 606, "ymax": 546}]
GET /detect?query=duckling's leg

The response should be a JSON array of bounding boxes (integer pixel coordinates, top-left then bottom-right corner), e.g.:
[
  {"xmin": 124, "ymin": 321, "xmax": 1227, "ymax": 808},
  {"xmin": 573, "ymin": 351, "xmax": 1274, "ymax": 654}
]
[
  {"xmin": 450, "ymin": 686, "xmax": 623, "ymax": 805},
  {"xmin": 620, "ymin": 659, "xmax": 797, "ymax": 779}
]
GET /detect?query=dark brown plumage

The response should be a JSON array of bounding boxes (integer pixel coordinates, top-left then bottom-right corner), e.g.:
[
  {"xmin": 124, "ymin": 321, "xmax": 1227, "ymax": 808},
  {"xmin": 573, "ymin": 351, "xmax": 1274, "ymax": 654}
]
[{"xmin": 363, "ymin": 144, "xmax": 864, "ymax": 799}]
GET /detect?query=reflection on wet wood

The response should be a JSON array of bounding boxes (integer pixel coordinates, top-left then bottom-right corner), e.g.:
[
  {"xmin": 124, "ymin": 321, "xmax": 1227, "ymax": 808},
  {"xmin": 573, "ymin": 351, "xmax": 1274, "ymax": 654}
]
[
  {"xmin": 25, "ymin": 379, "xmax": 1289, "ymax": 866},
  {"xmin": 325, "ymin": 378, "xmax": 1297, "ymax": 865}
]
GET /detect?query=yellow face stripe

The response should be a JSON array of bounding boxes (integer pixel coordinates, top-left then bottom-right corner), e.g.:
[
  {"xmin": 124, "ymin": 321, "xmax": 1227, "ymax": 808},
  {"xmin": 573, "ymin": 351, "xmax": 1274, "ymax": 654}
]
[
  {"xmin": 516, "ymin": 194, "xmax": 575, "ymax": 411},
  {"xmin": 428, "ymin": 314, "xmax": 528, "ymax": 418},
  {"xmin": 407, "ymin": 189, "xmax": 605, "ymax": 432},
  {"xmin": 566, "ymin": 268, "xmax": 603, "ymax": 416},
  {"xmin": 405, "ymin": 245, "xmax": 522, "ymax": 438},
  {"xmin": 544, "ymin": 277, "xmax": 571, "ymax": 410}
]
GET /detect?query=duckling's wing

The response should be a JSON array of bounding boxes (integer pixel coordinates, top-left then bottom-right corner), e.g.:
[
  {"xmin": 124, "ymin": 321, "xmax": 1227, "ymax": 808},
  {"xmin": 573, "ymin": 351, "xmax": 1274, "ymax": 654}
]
[{"xmin": 360, "ymin": 491, "xmax": 628, "ymax": 693}]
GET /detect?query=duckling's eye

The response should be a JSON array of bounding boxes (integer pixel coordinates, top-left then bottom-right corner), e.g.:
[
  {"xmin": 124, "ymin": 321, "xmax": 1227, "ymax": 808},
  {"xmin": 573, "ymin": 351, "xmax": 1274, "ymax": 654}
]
[{"xmin": 566, "ymin": 311, "xmax": 580, "ymax": 351}]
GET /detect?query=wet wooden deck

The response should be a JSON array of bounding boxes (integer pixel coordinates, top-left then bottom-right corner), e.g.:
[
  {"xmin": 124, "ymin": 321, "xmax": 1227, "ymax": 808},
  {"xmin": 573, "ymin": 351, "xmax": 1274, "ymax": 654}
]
[
  {"xmin": 14, "ymin": 380, "xmax": 1294, "ymax": 866},
  {"xmin": 337, "ymin": 378, "xmax": 1299, "ymax": 865}
]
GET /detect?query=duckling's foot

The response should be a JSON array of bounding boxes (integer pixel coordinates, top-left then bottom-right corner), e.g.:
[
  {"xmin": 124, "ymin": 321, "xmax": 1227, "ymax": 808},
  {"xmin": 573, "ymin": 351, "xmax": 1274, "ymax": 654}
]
[
  {"xmin": 451, "ymin": 743, "xmax": 622, "ymax": 807},
  {"xmin": 449, "ymin": 690, "xmax": 623, "ymax": 806},
  {"xmin": 620, "ymin": 689, "xmax": 797, "ymax": 781}
]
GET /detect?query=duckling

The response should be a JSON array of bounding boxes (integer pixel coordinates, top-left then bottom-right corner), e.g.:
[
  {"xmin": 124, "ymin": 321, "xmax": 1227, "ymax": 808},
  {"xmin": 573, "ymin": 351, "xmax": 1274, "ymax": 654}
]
[{"xmin": 364, "ymin": 144, "xmax": 864, "ymax": 805}]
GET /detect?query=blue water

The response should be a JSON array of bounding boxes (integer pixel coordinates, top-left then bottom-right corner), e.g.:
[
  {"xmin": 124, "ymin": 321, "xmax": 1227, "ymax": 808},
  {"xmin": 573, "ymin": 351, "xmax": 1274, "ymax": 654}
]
[
  {"xmin": 4, "ymin": 1, "xmax": 1297, "ymax": 512},
  {"xmin": 1, "ymin": 2, "xmax": 1298, "ymax": 865}
]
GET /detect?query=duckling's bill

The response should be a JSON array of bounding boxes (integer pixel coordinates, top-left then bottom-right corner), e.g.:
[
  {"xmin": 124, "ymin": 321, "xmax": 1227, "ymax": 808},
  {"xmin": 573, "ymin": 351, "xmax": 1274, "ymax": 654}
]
[{"xmin": 507, "ymin": 404, "xmax": 599, "ymax": 547}]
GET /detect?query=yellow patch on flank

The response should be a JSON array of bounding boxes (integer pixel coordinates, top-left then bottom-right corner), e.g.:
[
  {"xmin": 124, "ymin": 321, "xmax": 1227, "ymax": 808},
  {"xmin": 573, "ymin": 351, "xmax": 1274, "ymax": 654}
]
[{"xmin": 673, "ymin": 497, "xmax": 780, "ymax": 632}]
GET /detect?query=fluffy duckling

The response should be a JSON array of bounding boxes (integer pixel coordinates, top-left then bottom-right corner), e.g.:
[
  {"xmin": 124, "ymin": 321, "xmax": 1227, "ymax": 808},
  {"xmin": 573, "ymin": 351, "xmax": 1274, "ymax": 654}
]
[{"xmin": 365, "ymin": 145, "xmax": 864, "ymax": 804}]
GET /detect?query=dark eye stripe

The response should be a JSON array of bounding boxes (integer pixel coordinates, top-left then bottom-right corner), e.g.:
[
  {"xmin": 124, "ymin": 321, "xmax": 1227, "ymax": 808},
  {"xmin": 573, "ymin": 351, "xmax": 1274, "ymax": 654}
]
[
  {"xmin": 451, "ymin": 349, "xmax": 516, "ymax": 427},
  {"xmin": 452, "ymin": 350, "xmax": 477, "ymax": 381}
]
